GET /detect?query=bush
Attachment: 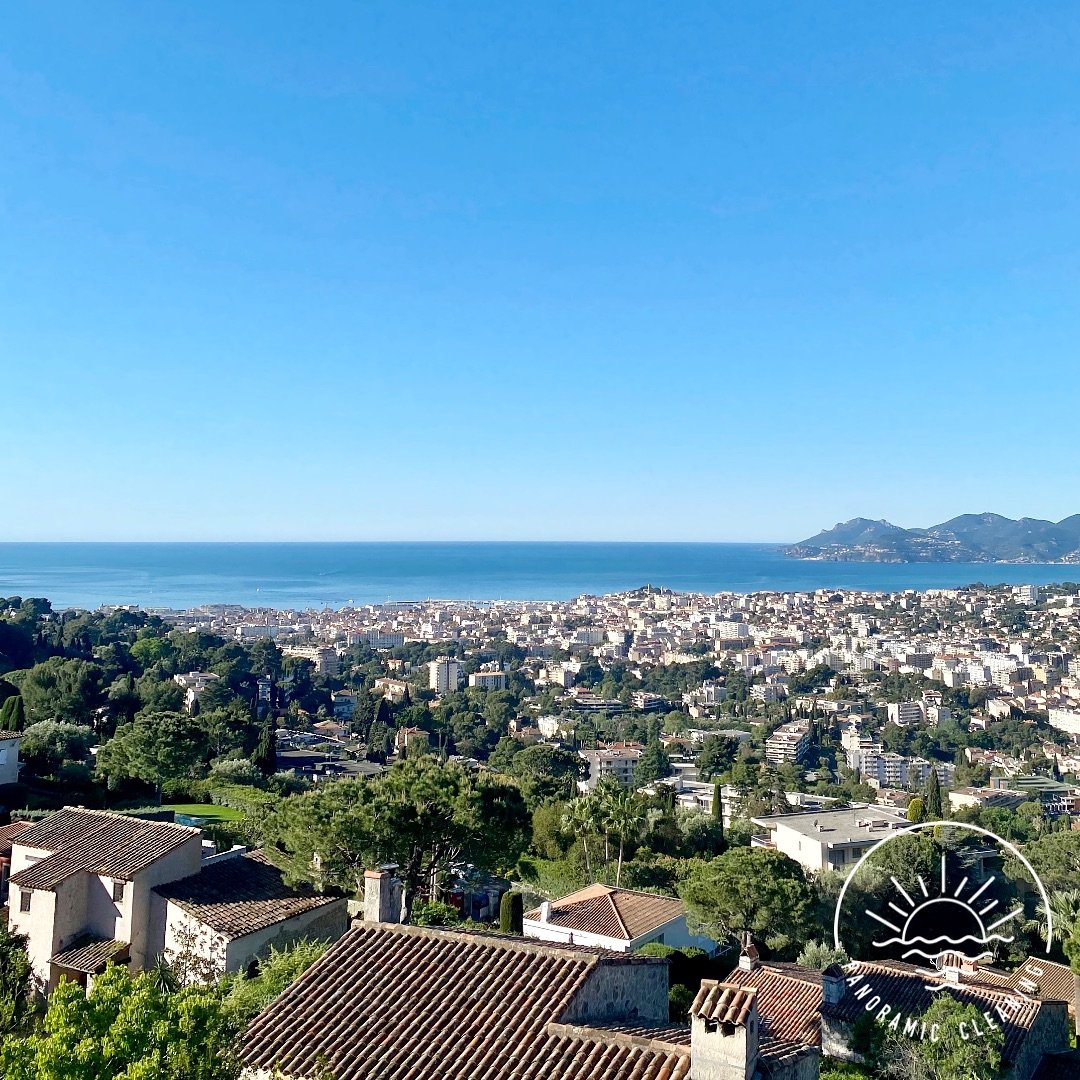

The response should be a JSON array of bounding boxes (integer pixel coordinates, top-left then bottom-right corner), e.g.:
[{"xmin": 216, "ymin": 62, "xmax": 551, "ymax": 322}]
[
  {"xmin": 500, "ymin": 891, "xmax": 524, "ymax": 934},
  {"xmin": 411, "ymin": 900, "xmax": 461, "ymax": 927},
  {"xmin": 221, "ymin": 939, "xmax": 330, "ymax": 1024},
  {"xmin": 668, "ymin": 983, "xmax": 694, "ymax": 1022}
]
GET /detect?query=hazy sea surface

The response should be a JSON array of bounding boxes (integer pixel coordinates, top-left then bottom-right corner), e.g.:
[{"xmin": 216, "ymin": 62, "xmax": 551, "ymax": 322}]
[{"xmin": 0, "ymin": 543, "xmax": 1074, "ymax": 610}]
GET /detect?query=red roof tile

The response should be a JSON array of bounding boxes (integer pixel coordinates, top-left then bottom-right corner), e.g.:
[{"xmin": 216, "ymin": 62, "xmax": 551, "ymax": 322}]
[
  {"xmin": 524, "ymin": 884, "xmax": 685, "ymax": 942},
  {"xmin": 242, "ymin": 923, "xmax": 691, "ymax": 1080}
]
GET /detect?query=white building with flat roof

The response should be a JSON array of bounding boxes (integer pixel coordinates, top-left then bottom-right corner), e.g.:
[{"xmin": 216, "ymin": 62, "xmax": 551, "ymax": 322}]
[{"xmin": 750, "ymin": 805, "xmax": 909, "ymax": 875}]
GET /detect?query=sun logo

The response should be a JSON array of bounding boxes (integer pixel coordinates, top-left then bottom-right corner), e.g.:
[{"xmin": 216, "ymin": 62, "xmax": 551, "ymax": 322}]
[
  {"xmin": 866, "ymin": 852, "xmax": 1025, "ymax": 965},
  {"xmin": 834, "ymin": 820, "xmax": 1053, "ymax": 968}
]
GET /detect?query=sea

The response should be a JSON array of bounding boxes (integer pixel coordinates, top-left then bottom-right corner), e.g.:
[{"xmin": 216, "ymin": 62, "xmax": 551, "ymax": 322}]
[{"xmin": 0, "ymin": 542, "xmax": 1075, "ymax": 612}]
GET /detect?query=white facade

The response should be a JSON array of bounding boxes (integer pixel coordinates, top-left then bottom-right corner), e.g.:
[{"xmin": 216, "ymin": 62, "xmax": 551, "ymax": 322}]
[
  {"xmin": 428, "ymin": 657, "xmax": 463, "ymax": 695},
  {"xmin": 0, "ymin": 735, "xmax": 20, "ymax": 786}
]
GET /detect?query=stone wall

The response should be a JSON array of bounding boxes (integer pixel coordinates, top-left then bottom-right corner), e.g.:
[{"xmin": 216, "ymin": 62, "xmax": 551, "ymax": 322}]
[
  {"xmin": 560, "ymin": 958, "xmax": 669, "ymax": 1025},
  {"xmin": 1009, "ymin": 999, "xmax": 1069, "ymax": 1080}
]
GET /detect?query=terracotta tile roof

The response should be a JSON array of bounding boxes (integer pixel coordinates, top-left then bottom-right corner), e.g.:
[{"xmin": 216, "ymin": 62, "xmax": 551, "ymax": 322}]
[
  {"xmin": 523, "ymin": 884, "xmax": 685, "ymax": 942},
  {"xmin": 9, "ymin": 808, "xmax": 199, "ymax": 890},
  {"xmin": 1003, "ymin": 957, "xmax": 1075, "ymax": 1006},
  {"xmin": 725, "ymin": 962, "xmax": 823, "ymax": 1047},
  {"xmin": 50, "ymin": 936, "xmax": 129, "ymax": 975},
  {"xmin": 154, "ymin": 850, "xmax": 342, "ymax": 939},
  {"xmin": 824, "ymin": 961, "xmax": 1046, "ymax": 1064},
  {"xmin": 689, "ymin": 981, "xmax": 756, "ymax": 1026},
  {"xmin": 0, "ymin": 821, "xmax": 32, "ymax": 856},
  {"xmin": 242, "ymin": 923, "xmax": 691, "ymax": 1080}
]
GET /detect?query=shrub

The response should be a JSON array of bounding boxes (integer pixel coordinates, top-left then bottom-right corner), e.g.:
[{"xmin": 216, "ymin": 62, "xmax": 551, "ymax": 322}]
[
  {"xmin": 411, "ymin": 900, "xmax": 461, "ymax": 927},
  {"xmin": 499, "ymin": 891, "xmax": 524, "ymax": 934}
]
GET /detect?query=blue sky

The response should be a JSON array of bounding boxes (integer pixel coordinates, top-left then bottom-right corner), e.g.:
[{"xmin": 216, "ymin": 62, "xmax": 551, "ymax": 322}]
[{"xmin": 3, "ymin": 3, "xmax": 1080, "ymax": 542}]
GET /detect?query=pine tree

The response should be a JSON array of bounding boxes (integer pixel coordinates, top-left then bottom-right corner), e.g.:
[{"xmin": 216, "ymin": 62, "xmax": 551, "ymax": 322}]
[{"xmin": 923, "ymin": 768, "xmax": 944, "ymax": 820}]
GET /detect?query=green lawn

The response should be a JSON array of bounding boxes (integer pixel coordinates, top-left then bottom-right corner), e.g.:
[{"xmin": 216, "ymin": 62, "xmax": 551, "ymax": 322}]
[{"xmin": 162, "ymin": 803, "xmax": 245, "ymax": 824}]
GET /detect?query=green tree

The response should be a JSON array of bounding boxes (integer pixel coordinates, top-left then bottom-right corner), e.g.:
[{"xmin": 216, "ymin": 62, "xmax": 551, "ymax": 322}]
[
  {"xmin": 220, "ymin": 940, "xmax": 329, "ymax": 1027},
  {"xmin": 897, "ymin": 993, "xmax": 1003, "ymax": 1080},
  {"xmin": 264, "ymin": 758, "xmax": 530, "ymax": 919},
  {"xmin": 906, "ymin": 796, "xmax": 924, "ymax": 824},
  {"xmin": 19, "ymin": 720, "xmax": 96, "ymax": 778},
  {"xmin": 1045, "ymin": 888, "xmax": 1080, "ymax": 1036},
  {"xmin": 679, "ymin": 847, "xmax": 814, "ymax": 957},
  {"xmin": 0, "ymin": 964, "xmax": 238, "ymax": 1080},
  {"xmin": 633, "ymin": 743, "xmax": 672, "ymax": 786},
  {"xmin": 9, "ymin": 657, "xmax": 105, "ymax": 727},
  {"xmin": 922, "ymin": 769, "xmax": 944, "ymax": 820},
  {"xmin": 96, "ymin": 712, "xmax": 206, "ymax": 793},
  {"xmin": 0, "ymin": 696, "xmax": 25, "ymax": 733},
  {"xmin": 563, "ymin": 796, "xmax": 599, "ymax": 880},
  {"xmin": 251, "ymin": 720, "xmax": 277, "ymax": 777},
  {"xmin": 602, "ymin": 787, "xmax": 646, "ymax": 887},
  {"xmin": 0, "ymin": 924, "xmax": 32, "ymax": 1036},
  {"xmin": 504, "ymin": 743, "xmax": 582, "ymax": 806},
  {"xmin": 500, "ymin": 891, "xmax": 524, "ymax": 934}
]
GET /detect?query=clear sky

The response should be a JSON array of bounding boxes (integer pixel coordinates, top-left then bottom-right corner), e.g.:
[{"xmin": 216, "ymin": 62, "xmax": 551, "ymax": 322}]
[{"xmin": 3, "ymin": 3, "xmax": 1080, "ymax": 542}]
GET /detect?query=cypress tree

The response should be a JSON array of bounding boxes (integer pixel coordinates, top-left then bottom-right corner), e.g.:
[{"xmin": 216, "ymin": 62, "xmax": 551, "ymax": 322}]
[
  {"xmin": 923, "ymin": 768, "xmax": 944, "ymax": 820},
  {"xmin": 711, "ymin": 780, "xmax": 725, "ymax": 853},
  {"xmin": 499, "ymin": 891, "xmax": 524, "ymax": 935},
  {"xmin": 0, "ymin": 696, "xmax": 25, "ymax": 732},
  {"xmin": 252, "ymin": 721, "xmax": 277, "ymax": 777}
]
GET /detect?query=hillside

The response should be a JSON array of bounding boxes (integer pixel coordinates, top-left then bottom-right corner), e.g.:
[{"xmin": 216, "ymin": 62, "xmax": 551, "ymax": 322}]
[{"xmin": 785, "ymin": 513, "xmax": 1080, "ymax": 563}]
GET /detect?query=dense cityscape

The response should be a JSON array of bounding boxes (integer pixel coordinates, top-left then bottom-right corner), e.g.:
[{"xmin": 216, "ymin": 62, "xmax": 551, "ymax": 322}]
[{"xmin": 0, "ymin": 582, "xmax": 1077, "ymax": 1077}]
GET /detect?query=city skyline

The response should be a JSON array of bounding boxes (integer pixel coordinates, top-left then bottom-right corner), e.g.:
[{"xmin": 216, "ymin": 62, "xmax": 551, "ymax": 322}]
[{"xmin": 5, "ymin": 3, "xmax": 1080, "ymax": 541}]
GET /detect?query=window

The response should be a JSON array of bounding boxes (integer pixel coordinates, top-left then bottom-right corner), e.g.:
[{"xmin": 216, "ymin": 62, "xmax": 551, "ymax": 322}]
[
  {"xmin": 112, "ymin": 880, "xmax": 125, "ymax": 903},
  {"xmin": 19, "ymin": 890, "xmax": 30, "ymax": 913}
]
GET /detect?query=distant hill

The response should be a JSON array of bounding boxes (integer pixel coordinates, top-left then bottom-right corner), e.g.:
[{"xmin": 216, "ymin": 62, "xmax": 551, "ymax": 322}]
[{"xmin": 785, "ymin": 513, "xmax": 1080, "ymax": 563}]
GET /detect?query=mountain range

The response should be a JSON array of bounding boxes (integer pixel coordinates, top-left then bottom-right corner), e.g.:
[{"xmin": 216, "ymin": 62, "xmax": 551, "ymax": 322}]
[{"xmin": 785, "ymin": 513, "xmax": 1080, "ymax": 563}]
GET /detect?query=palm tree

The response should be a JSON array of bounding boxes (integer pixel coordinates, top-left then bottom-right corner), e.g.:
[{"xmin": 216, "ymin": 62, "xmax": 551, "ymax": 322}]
[
  {"xmin": 563, "ymin": 797, "xmax": 595, "ymax": 881},
  {"xmin": 601, "ymin": 788, "xmax": 645, "ymax": 888},
  {"xmin": 1042, "ymin": 889, "xmax": 1080, "ymax": 1035}
]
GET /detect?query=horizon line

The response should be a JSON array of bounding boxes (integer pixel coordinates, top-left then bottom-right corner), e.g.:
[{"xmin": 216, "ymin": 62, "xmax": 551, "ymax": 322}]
[{"xmin": 0, "ymin": 537, "xmax": 794, "ymax": 546}]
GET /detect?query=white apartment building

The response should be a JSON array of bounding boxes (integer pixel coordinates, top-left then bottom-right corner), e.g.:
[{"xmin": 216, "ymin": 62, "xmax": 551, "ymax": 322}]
[
  {"xmin": 886, "ymin": 701, "xmax": 925, "ymax": 727},
  {"xmin": 468, "ymin": 667, "xmax": 506, "ymax": 691},
  {"xmin": 282, "ymin": 646, "xmax": 340, "ymax": 677},
  {"xmin": 428, "ymin": 657, "xmax": 463, "ymax": 695},
  {"xmin": 578, "ymin": 747, "xmax": 642, "ymax": 791},
  {"xmin": 764, "ymin": 720, "xmax": 811, "ymax": 766},
  {"xmin": 172, "ymin": 671, "xmax": 221, "ymax": 712},
  {"xmin": 750, "ymin": 806, "xmax": 909, "ymax": 875},
  {"xmin": 1049, "ymin": 708, "xmax": 1080, "ymax": 737}
]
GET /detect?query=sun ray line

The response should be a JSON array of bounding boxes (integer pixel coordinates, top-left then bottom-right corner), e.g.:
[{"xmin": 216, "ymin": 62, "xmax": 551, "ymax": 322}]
[
  {"xmin": 987, "ymin": 907, "xmax": 1024, "ymax": 932},
  {"xmin": 953, "ymin": 876, "xmax": 969, "ymax": 898},
  {"xmin": 980, "ymin": 900, "xmax": 999, "ymax": 916},
  {"xmin": 891, "ymin": 877, "xmax": 915, "ymax": 908},
  {"xmin": 941, "ymin": 855, "xmax": 946, "ymax": 894},
  {"xmin": 866, "ymin": 909, "xmax": 902, "ymax": 934},
  {"xmin": 969, "ymin": 876, "xmax": 995, "ymax": 903},
  {"xmin": 918, "ymin": 877, "xmax": 929, "ymax": 898},
  {"xmin": 889, "ymin": 903, "xmax": 909, "ymax": 918}
]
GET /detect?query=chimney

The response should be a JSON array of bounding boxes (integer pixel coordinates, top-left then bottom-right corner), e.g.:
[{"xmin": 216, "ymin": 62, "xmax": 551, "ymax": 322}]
[
  {"xmin": 364, "ymin": 868, "xmax": 404, "ymax": 924},
  {"xmin": 737, "ymin": 933, "xmax": 760, "ymax": 972},
  {"xmin": 690, "ymin": 980, "xmax": 759, "ymax": 1080},
  {"xmin": 821, "ymin": 963, "xmax": 846, "ymax": 1006},
  {"xmin": 539, "ymin": 901, "xmax": 552, "ymax": 924}
]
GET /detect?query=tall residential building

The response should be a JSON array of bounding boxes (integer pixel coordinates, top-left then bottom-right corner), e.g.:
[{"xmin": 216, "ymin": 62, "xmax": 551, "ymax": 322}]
[
  {"xmin": 428, "ymin": 657, "xmax": 462, "ymax": 695},
  {"xmin": 764, "ymin": 720, "xmax": 812, "ymax": 766},
  {"xmin": 886, "ymin": 701, "xmax": 925, "ymax": 727}
]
